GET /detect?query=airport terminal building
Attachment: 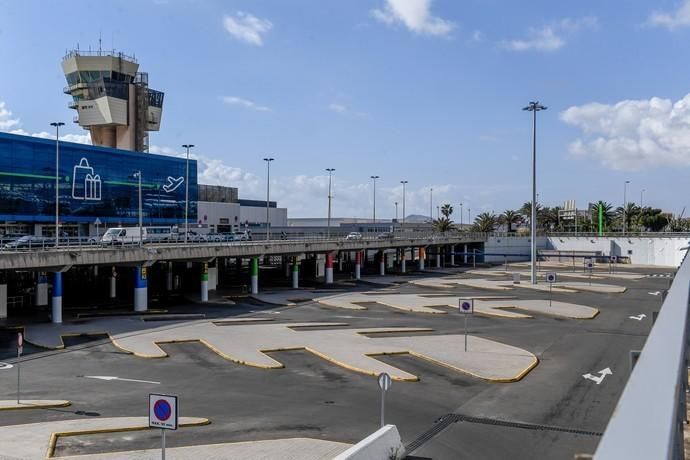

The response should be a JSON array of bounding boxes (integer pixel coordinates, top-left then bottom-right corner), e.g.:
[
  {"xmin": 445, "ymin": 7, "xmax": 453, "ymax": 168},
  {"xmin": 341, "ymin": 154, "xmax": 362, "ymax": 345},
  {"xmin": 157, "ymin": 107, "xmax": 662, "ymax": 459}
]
[{"xmin": 0, "ymin": 132, "xmax": 287, "ymax": 237}]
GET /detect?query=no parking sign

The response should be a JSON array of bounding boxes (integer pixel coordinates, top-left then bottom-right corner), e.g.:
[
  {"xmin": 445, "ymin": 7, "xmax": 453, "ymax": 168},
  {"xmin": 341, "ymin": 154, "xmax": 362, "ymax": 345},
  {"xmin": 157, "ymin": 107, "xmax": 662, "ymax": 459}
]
[{"xmin": 149, "ymin": 394, "xmax": 178, "ymax": 430}]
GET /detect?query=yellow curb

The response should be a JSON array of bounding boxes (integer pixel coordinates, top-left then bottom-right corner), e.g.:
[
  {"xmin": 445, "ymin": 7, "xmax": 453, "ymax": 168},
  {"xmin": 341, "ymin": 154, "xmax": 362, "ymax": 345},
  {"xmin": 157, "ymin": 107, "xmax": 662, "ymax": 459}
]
[
  {"xmin": 408, "ymin": 351, "xmax": 539, "ymax": 383},
  {"xmin": 316, "ymin": 300, "xmax": 368, "ymax": 311},
  {"xmin": 306, "ymin": 347, "xmax": 420, "ymax": 382},
  {"xmin": 0, "ymin": 401, "xmax": 71, "ymax": 411},
  {"xmin": 355, "ymin": 328, "xmax": 433, "ymax": 336},
  {"xmin": 46, "ymin": 418, "xmax": 210, "ymax": 458}
]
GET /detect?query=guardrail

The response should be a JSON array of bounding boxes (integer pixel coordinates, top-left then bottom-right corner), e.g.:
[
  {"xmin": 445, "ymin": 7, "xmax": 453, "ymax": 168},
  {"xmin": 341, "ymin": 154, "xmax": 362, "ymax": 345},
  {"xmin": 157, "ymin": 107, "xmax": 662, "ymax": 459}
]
[
  {"xmin": 594, "ymin": 248, "xmax": 689, "ymax": 459},
  {"xmin": 0, "ymin": 232, "xmax": 488, "ymax": 253}
]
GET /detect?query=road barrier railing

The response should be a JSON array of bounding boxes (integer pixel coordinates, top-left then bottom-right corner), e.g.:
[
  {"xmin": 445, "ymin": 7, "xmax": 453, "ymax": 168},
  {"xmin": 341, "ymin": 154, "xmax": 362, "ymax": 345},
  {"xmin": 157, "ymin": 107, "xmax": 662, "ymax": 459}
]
[{"xmin": 594, "ymin": 248, "xmax": 689, "ymax": 459}]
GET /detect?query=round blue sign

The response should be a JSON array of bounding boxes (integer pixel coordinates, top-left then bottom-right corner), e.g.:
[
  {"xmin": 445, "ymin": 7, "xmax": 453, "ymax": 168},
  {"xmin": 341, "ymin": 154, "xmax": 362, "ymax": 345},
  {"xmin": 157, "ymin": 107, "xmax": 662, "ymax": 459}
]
[
  {"xmin": 461, "ymin": 302, "xmax": 471, "ymax": 311},
  {"xmin": 153, "ymin": 399, "xmax": 172, "ymax": 421}
]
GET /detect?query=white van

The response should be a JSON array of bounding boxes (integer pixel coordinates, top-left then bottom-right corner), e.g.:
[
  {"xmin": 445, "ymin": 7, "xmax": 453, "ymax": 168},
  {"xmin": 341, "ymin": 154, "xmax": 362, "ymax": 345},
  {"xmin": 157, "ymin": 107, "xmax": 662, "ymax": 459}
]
[{"xmin": 101, "ymin": 226, "xmax": 178, "ymax": 244}]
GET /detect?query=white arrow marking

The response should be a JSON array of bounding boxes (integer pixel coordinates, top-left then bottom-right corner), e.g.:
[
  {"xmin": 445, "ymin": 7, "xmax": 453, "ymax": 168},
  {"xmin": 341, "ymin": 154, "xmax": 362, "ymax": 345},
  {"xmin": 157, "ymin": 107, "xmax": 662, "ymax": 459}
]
[
  {"xmin": 648, "ymin": 291, "xmax": 661, "ymax": 296},
  {"xmin": 582, "ymin": 368, "xmax": 613, "ymax": 385},
  {"xmin": 83, "ymin": 375, "xmax": 160, "ymax": 385},
  {"xmin": 629, "ymin": 314, "xmax": 646, "ymax": 321},
  {"xmin": 0, "ymin": 362, "xmax": 13, "ymax": 370}
]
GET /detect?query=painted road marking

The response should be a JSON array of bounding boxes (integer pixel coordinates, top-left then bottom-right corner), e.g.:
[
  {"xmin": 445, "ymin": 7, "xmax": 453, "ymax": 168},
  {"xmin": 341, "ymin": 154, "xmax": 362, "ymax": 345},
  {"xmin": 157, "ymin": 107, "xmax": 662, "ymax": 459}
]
[
  {"xmin": 0, "ymin": 363, "xmax": 13, "ymax": 370},
  {"xmin": 83, "ymin": 375, "xmax": 160, "ymax": 385},
  {"xmin": 582, "ymin": 368, "xmax": 612, "ymax": 385},
  {"xmin": 648, "ymin": 291, "xmax": 662, "ymax": 296},
  {"xmin": 629, "ymin": 314, "xmax": 646, "ymax": 321}
]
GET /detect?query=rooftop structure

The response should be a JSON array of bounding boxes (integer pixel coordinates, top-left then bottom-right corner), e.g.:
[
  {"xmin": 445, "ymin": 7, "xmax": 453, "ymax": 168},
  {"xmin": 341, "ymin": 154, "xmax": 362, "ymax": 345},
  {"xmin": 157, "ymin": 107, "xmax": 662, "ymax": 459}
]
[{"xmin": 62, "ymin": 48, "xmax": 164, "ymax": 152}]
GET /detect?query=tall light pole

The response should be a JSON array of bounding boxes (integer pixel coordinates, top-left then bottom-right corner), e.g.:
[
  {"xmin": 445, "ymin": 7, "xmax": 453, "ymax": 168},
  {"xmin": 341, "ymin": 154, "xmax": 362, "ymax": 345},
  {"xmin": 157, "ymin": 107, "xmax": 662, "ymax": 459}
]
[
  {"xmin": 395, "ymin": 202, "xmax": 398, "ymax": 221},
  {"xmin": 429, "ymin": 188, "xmax": 433, "ymax": 222},
  {"xmin": 50, "ymin": 122, "xmax": 65, "ymax": 245},
  {"xmin": 182, "ymin": 144, "xmax": 194, "ymax": 243},
  {"xmin": 371, "ymin": 175, "xmax": 379, "ymax": 225},
  {"xmin": 523, "ymin": 101, "xmax": 547, "ymax": 285},
  {"xmin": 133, "ymin": 171, "xmax": 143, "ymax": 246},
  {"xmin": 468, "ymin": 208, "xmax": 471, "ymax": 225},
  {"xmin": 326, "ymin": 168, "xmax": 335, "ymax": 238},
  {"xmin": 623, "ymin": 180, "xmax": 631, "ymax": 233},
  {"xmin": 400, "ymin": 180, "xmax": 408, "ymax": 229},
  {"xmin": 460, "ymin": 202, "xmax": 463, "ymax": 227},
  {"xmin": 264, "ymin": 158, "xmax": 274, "ymax": 240},
  {"xmin": 641, "ymin": 189, "xmax": 645, "ymax": 208}
]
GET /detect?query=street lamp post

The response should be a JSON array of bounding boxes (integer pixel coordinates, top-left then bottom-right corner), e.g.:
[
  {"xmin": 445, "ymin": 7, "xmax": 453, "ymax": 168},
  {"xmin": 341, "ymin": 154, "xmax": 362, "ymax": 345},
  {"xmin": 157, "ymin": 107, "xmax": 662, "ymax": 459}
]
[
  {"xmin": 429, "ymin": 188, "xmax": 433, "ymax": 222},
  {"xmin": 395, "ymin": 202, "xmax": 398, "ymax": 221},
  {"xmin": 640, "ymin": 189, "xmax": 645, "ymax": 208},
  {"xmin": 400, "ymin": 180, "xmax": 408, "ymax": 230},
  {"xmin": 134, "ymin": 171, "xmax": 143, "ymax": 246},
  {"xmin": 50, "ymin": 122, "xmax": 64, "ymax": 245},
  {"xmin": 523, "ymin": 101, "xmax": 547, "ymax": 285},
  {"xmin": 623, "ymin": 180, "xmax": 631, "ymax": 233},
  {"xmin": 326, "ymin": 168, "xmax": 335, "ymax": 238},
  {"xmin": 264, "ymin": 158, "xmax": 275, "ymax": 240},
  {"xmin": 371, "ymin": 176, "xmax": 379, "ymax": 225},
  {"xmin": 460, "ymin": 202, "xmax": 463, "ymax": 227},
  {"xmin": 182, "ymin": 144, "xmax": 194, "ymax": 243}
]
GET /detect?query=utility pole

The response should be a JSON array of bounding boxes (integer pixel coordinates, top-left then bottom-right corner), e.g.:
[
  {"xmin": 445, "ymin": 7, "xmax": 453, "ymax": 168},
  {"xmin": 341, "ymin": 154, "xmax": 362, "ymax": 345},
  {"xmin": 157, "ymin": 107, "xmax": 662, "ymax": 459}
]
[
  {"xmin": 522, "ymin": 101, "xmax": 547, "ymax": 285},
  {"xmin": 182, "ymin": 144, "xmax": 194, "ymax": 243},
  {"xmin": 371, "ymin": 175, "xmax": 379, "ymax": 225},
  {"xmin": 264, "ymin": 158, "xmax": 275, "ymax": 240},
  {"xmin": 326, "ymin": 168, "xmax": 335, "ymax": 238},
  {"xmin": 50, "ymin": 122, "xmax": 65, "ymax": 245}
]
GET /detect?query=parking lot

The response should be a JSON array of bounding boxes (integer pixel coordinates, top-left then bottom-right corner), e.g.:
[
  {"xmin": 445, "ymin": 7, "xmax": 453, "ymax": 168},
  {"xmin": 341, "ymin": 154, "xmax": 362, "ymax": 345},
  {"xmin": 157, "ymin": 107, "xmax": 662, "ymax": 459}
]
[{"xmin": 0, "ymin": 263, "xmax": 671, "ymax": 459}]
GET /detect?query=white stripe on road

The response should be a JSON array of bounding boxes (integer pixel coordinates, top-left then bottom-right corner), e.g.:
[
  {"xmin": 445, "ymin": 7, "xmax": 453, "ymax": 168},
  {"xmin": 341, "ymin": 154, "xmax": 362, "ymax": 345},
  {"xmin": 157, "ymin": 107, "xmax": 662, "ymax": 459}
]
[{"xmin": 82, "ymin": 375, "xmax": 160, "ymax": 384}]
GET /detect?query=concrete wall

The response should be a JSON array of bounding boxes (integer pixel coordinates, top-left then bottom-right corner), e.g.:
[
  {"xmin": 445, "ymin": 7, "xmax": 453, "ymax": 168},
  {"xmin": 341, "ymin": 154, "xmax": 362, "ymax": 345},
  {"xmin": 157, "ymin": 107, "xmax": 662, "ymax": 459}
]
[
  {"xmin": 484, "ymin": 236, "xmax": 548, "ymax": 263},
  {"xmin": 240, "ymin": 205, "xmax": 288, "ymax": 227},
  {"xmin": 546, "ymin": 236, "xmax": 689, "ymax": 267},
  {"xmin": 333, "ymin": 425, "xmax": 405, "ymax": 460}
]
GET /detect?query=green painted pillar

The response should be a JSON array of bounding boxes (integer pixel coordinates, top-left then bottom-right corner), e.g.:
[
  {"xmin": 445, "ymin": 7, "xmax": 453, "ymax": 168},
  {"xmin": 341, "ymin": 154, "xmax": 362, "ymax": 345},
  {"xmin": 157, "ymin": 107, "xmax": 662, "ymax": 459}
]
[{"xmin": 250, "ymin": 258, "xmax": 259, "ymax": 294}]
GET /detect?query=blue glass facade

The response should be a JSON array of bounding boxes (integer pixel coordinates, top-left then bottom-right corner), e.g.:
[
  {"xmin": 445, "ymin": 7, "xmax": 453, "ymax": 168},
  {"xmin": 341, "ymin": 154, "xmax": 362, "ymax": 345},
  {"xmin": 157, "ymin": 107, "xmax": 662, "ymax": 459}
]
[{"xmin": 0, "ymin": 132, "xmax": 197, "ymax": 225}]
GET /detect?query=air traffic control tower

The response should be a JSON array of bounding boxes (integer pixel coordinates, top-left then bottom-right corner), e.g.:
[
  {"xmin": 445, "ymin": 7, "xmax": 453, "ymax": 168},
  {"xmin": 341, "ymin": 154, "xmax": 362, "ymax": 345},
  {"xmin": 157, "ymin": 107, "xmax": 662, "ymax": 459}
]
[{"xmin": 62, "ymin": 49, "xmax": 164, "ymax": 152}]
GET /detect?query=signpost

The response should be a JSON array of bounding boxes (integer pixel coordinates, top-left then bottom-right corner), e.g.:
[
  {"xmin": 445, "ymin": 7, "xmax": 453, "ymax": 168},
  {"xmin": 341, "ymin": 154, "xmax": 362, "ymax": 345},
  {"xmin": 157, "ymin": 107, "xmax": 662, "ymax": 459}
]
[
  {"xmin": 16, "ymin": 332, "xmax": 22, "ymax": 404},
  {"xmin": 610, "ymin": 255, "xmax": 617, "ymax": 274},
  {"xmin": 545, "ymin": 272, "xmax": 557, "ymax": 307},
  {"xmin": 377, "ymin": 372, "xmax": 392, "ymax": 428},
  {"xmin": 458, "ymin": 299, "xmax": 474, "ymax": 352},
  {"xmin": 149, "ymin": 394, "xmax": 178, "ymax": 460},
  {"xmin": 585, "ymin": 258, "xmax": 593, "ymax": 285}
]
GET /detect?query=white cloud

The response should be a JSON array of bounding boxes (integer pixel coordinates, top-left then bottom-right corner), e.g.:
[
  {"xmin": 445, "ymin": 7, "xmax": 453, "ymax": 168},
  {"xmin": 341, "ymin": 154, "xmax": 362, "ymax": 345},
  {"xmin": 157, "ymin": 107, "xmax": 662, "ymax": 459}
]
[
  {"xmin": 0, "ymin": 102, "xmax": 19, "ymax": 130},
  {"xmin": 471, "ymin": 30, "xmax": 482, "ymax": 42},
  {"xmin": 222, "ymin": 96, "xmax": 272, "ymax": 112},
  {"xmin": 560, "ymin": 93, "xmax": 690, "ymax": 171},
  {"xmin": 649, "ymin": 0, "xmax": 690, "ymax": 29},
  {"xmin": 504, "ymin": 16, "xmax": 597, "ymax": 52},
  {"xmin": 223, "ymin": 11, "xmax": 273, "ymax": 46},
  {"xmin": 371, "ymin": 0, "xmax": 455, "ymax": 37},
  {"xmin": 328, "ymin": 103, "xmax": 368, "ymax": 118},
  {"xmin": 0, "ymin": 100, "xmax": 92, "ymax": 144}
]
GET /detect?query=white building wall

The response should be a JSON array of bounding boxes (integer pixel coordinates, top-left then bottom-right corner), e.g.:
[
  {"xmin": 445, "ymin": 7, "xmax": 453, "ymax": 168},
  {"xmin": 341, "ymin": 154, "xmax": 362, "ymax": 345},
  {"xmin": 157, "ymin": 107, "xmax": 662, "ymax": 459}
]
[
  {"xmin": 546, "ymin": 236, "xmax": 689, "ymax": 267},
  {"xmin": 484, "ymin": 236, "xmax": 548, "ymax": 263},
  {"xmin": 240, "ymin": 206, "xmax": 288, "ymax": 227}
]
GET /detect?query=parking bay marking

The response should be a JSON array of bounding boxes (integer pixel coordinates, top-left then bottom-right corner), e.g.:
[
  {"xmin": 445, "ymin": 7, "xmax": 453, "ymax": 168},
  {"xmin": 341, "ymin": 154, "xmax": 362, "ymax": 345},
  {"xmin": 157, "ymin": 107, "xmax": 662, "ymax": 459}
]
[
  {"xmin": 82, "ymin": 375, "xmax": 160, "ymax": 385},
  {"xmin": 582, "ymin": 368, "xmax": 612, "ymax": 385},
  {"xmin": 629, "ymin": 314, "xmax": 646, "ymax": 321}
]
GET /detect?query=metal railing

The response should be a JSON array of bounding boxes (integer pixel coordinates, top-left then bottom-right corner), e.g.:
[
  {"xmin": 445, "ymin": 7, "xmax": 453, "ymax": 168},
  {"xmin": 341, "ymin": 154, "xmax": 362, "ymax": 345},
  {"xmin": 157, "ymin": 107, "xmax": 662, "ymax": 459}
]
[
  {"xmin": 0, "ymin": 232, "xmax": 487, "ymax": 253},
  {"xmin": 594, "ymin": 248, "xmax": 689, "ymax": 459}
]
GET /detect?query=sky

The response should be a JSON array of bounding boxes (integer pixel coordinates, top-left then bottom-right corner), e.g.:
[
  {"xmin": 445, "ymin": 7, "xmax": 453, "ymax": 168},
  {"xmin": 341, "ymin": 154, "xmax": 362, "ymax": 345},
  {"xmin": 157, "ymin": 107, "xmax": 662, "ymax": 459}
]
[{"xmin": 1, "ymin": 0, "xmax": 690, "ymax": 220}]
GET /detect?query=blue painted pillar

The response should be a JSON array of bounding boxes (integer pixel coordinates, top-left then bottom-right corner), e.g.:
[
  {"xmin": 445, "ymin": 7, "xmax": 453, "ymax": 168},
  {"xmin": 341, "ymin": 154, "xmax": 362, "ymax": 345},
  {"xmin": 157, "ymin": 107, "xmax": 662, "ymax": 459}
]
[
  {"xmin": 134, "ymin": 266, "xmax": 148, "ymax": 312},
  {"xmin": 52, "ymin": 272, "xmax": 63, "ymax": 324}
]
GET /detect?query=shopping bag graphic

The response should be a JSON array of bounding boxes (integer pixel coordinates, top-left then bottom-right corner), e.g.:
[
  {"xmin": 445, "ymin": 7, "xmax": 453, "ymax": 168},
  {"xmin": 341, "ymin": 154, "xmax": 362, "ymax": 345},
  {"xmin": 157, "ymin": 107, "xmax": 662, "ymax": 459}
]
[{"xmin": 72, "ymin": 158, "xmax": 102, "ymax": 201}]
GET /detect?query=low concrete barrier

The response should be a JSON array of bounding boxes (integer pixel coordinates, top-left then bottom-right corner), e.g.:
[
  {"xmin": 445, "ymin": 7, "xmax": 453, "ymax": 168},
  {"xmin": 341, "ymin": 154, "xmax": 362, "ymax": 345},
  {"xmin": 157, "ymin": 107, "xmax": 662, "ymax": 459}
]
[{"xmin": 333, "ymin": 425, "xmax": 405, "ymax": 460}]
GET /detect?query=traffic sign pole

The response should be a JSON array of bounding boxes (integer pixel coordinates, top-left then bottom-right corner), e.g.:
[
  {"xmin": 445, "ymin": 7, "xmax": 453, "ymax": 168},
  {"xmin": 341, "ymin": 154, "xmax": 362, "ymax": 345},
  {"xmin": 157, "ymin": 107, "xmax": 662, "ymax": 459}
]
[
  {"xmin": 161, "ymin": 429, "xmax": 166, "ymax": 460},
  {"xmin": 380, "ymin": 387, "xmax": 385, "ymax": 428},
  {"xmin": 16, "ymin": 333, "xmax": 23, "ymax": 404},
  {"xmin": 377, "ymin": 373, "xmax": 392, "ymax": 428},
  {"xmin": 464, "ymin": 315, "xmax": 468, "ymax": 352},
  {"xmin": 549, "ymin": 283, "xmax": 552, "ymax": 308}
]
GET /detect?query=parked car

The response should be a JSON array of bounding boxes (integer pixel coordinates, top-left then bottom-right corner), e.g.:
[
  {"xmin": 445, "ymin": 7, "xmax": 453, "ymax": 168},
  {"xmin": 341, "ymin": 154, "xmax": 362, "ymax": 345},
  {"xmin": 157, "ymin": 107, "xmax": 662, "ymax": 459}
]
[
  {"xmin": 234, "ymin": 230, "xmax": 252, "ymax": 241},
  {"xmin": 4, "ymin": 235, "xmax": 54, "ymax": 249},
  {"xmin": 375, "ymin": 232, "xmax": 394, "ymax": 239},
  {"xmin": 345, "ymin": 232, "xmax": 363, "ymax": 240}
]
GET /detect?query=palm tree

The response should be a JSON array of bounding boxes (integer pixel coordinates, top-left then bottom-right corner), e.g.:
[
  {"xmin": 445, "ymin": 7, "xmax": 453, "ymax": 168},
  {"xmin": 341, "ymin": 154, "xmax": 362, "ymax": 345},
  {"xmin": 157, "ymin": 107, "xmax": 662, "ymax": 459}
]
[
  {"xmin": 472, "ymin": 212, "xmax": 497, "ymax": 232},
  {"xmin": 500, "ymin": 210, "xmax": 520, "ymax": 232},
  {"xmin": 541, "ymin": 206, "xmax": 561, "ymax": 231},
  {"xmin": 615, "ymin": 202, "xmax": 641, "ymax": 232},
  {"xmin": 519, "ymin": 201, "xmax": 543, "ymax": 226},
  {"xmin": 440, "ymin": 203, "xmax": 453, "ymax": 219},
  {"xmin": 590, "ymin": 201, "xmax": 614, "ymax": 232},
  {"xmin": 433, "ymin": 203, "xmax": 454, "ymax": 233}
]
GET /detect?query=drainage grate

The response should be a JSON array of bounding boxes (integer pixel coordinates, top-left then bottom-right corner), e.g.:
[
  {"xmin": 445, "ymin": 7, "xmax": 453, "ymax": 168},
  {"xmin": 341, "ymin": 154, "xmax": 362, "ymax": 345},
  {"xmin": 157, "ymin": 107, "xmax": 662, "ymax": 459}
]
[{"xmin": 405, "ymin": 413, "xmax": 602, "ymax": 453}]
